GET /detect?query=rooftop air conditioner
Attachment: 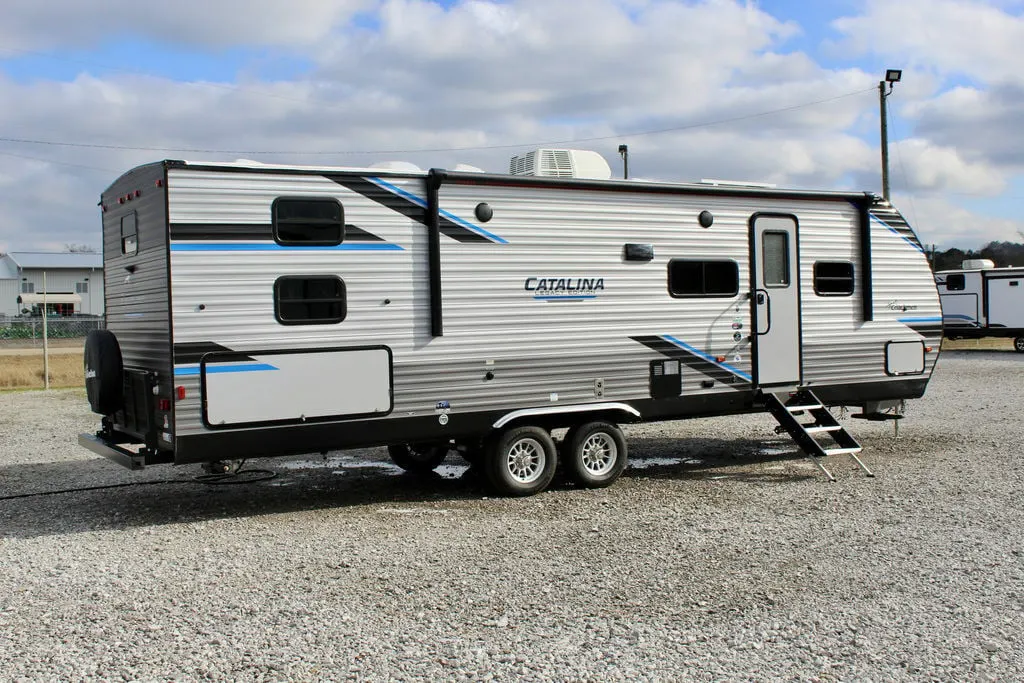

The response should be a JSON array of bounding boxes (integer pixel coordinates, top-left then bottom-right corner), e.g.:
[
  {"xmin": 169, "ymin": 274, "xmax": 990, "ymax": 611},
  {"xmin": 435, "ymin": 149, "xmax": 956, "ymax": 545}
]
[{"xmin": 509, "ymin": 149, "xmax": 611, "ymax": 180}]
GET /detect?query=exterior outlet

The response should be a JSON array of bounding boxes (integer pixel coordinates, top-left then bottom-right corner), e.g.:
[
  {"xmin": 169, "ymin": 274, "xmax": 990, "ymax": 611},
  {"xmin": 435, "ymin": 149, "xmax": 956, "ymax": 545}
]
[{"xmin": 594, "ymin": 378, "xmax": 605, "ymax": 398}]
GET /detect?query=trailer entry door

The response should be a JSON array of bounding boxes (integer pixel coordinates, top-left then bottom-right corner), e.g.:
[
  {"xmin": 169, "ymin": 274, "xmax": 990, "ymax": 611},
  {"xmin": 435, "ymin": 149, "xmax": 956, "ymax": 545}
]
[{"xmin": 751, "ymin": 215, "xmax": 802, "ymax": 388}]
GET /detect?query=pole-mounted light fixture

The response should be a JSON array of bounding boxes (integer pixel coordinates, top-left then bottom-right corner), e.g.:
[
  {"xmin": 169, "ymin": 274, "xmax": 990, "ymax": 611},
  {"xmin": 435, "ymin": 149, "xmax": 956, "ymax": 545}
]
[
  {"xmin": 879, "ymin": 68, "xmax": 902, "ymax": 201},
  {"xmin": 618, "ymin": 144, "xmax": 629, "ymax": 180}
]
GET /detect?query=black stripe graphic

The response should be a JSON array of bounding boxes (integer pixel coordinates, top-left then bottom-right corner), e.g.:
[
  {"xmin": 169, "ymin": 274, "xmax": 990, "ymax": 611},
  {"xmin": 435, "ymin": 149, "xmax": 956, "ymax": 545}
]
[
  {"xmin": 632, "ymin": 335, "xmax": 748, "ymax": 390},
  {"xmin": 870, "ymin": 208, "xmax": 925, "ymax": 252},
  {"xmin": 903, "ymin": 324, "xmax": 943, "ymax": 338},
  {"xmin": 174, "ymin": 342, "xmax": 255, "ymax": 365},
  {"xmin": 327, "ymin": 176, "xmax": 493, "ymax": 244},
  {"xmin": 169, "ymin": 223, "xmax": 385, "ymax": 242}
]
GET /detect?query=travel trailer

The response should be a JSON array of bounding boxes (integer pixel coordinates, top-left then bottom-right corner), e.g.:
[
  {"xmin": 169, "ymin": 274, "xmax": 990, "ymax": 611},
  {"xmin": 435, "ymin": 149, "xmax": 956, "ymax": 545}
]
[
  {"xmin": 80, "ymin": 150, "xmax": 942, "ymax": 494},
  {"xmin": 935, "ymin": 260, "xmax": 1024, "ymax": 352}
]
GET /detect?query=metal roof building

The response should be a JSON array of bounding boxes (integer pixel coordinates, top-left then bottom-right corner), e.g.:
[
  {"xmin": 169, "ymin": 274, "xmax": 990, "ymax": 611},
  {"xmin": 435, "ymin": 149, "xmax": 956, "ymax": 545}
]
[{"xmin": 0, "ymin": 252, "xmax": 104, "ymax": 316}]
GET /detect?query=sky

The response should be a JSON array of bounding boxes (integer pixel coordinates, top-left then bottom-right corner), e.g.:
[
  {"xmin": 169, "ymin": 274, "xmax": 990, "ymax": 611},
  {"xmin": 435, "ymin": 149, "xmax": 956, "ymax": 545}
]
[{"xmin": 0, "ymin": 0, "xmax": 1022, "ymax": 253}]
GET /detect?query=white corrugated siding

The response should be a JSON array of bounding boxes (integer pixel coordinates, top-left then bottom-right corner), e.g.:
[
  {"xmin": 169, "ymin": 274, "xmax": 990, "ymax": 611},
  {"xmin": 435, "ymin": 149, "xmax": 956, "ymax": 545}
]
[{"xmin": 166, "ymin": 169, "xmax": 941, "ymax": 438}]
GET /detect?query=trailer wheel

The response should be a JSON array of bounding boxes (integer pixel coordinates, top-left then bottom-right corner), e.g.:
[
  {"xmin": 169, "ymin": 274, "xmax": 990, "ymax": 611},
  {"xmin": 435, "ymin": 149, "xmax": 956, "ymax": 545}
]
[
  {"xmin": 483, "ymin": 426, "xmax": 557, "ymax": 497},
  {"xmin": 564, "ymin": 421, "xmax": 628, "ymax": 489},
  {"xmin": 387, "ymin": 442, "xmax": 449, "ymax": 474},
  {"xmin": 1014, "ymin": 337, "xmax": 1024, "ymax": 353},
  {"xmin": 84, "ymin": 329, "xmax": 124, "ymax": 416}
]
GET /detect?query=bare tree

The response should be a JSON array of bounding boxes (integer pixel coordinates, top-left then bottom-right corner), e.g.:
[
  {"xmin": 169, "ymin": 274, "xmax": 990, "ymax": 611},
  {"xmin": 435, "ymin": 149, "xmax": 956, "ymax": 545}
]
[{"xmin": 64, "ymin": 243, "xmax": 97, "ymax": 253}]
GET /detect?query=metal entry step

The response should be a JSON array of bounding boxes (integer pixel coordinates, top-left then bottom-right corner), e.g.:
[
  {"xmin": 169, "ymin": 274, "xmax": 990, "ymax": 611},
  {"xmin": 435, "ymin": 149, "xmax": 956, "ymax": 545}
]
[{"xmin": 761, "ymin": 389, "xmax": 874, "ymax": 481}]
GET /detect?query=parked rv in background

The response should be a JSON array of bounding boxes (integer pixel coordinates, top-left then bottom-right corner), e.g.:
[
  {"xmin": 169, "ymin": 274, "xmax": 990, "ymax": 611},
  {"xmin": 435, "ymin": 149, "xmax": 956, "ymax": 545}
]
[
  {"xmin": 80, "ymin": 150, "xmax": 942, "ymax": 495},
  {"xmin": 936, "ymin": 260, "xmax": 1024, "ymax": 352}
]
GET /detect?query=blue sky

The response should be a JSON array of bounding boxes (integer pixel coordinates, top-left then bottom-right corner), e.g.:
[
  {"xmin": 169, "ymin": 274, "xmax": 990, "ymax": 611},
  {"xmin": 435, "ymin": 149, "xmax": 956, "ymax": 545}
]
[{"xmin": 0, "ymin": 0, "xmax": 1021, "ymax": 251}]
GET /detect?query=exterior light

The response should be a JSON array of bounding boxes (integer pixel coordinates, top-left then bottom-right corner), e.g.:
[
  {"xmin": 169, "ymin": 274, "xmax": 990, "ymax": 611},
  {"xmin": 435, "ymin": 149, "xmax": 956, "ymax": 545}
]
[{"xmin": 885, "ymin": 69, "xmax": 902, "ymax": 83}]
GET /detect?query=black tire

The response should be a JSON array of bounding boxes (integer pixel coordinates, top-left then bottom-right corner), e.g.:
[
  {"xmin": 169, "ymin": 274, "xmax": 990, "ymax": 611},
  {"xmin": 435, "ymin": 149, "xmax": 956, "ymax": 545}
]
[
  {"xmin": 564, "ymin": 421, "xmax": 628, "ymax": 489},
  {"xmin": 483, "ymin": 426, "xmax": 557, "ymax": 497},
  {"xmin": 84, "ymin": 329, "xmax": 124, "ymax": 415},
  {"xmin": 1014, "ymin": 337, "xmax": 1024, "ymax": 353},
  {"xmin": 387, "ymin": 442, "xmax": 449, "ymax": 474}
]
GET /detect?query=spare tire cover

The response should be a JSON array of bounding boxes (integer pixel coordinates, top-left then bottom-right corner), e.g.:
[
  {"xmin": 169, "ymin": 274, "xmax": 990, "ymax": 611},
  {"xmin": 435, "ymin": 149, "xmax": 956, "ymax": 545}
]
[{"xmin": 84, "ymin": 329, "xmax": 124, "ymax": 415}]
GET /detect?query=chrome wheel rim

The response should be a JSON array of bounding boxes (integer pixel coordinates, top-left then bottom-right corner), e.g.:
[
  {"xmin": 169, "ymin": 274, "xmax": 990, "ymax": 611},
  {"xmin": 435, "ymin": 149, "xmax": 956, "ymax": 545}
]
[
  {"xmin": 580, "ymin": 433, "xmax": 617, "ymax": 476},
  {"xmin": 506, "ymin": 438, "xmax": 546, "ymax": 484}
]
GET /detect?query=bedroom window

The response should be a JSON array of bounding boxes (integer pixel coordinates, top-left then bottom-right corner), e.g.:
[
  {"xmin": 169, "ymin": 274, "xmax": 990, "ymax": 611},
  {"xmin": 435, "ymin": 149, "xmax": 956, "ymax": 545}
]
[
  {"xmin": 274, "ymin": 276, "xmax": 347, "ymax": 325},
  {"xmin": 273, "ymin": 198, "xmax": 344, "ymax": 246}
]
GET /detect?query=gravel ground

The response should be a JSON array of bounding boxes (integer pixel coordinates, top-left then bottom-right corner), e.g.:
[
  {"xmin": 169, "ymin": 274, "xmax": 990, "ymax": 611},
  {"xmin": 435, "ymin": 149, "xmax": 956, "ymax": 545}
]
[{"xmin": 1, "ymin": 350, "xmax": 1022, "ymax": 681}]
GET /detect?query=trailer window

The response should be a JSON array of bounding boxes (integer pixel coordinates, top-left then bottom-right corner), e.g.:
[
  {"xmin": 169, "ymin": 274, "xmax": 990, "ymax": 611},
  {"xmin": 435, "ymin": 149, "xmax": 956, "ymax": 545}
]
[
  {"xmin": 273, "ymin": 198, "xmax": 344, "ymax": 246},
  {"xmin": 668, "ymin": 260, "xmax": 738, "ymax": 297},
  {"xmin": 274, "ymin": 276, "xmax": 347, "ymax": 325},
  {"xmin": 945, "ymin": 274, "xmax": 965, "ymax": 291},
  {"xmin": 762, "ymin": 231, "xmax": 790, "ymax": 287},
  {"xmin": 813, "ymin": 261, "xmax": 855, "ymax": 296},
  {"xmin": 121, "ymin": 212, "xmax": 138, "ymax": 256}
]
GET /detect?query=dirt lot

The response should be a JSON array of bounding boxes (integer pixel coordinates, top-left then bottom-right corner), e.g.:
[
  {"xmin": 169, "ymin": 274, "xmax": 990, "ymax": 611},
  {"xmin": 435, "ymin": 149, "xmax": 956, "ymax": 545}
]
[{"xmin": 1, "ymin": 349, "xmax": 1022, "ymax": 681}]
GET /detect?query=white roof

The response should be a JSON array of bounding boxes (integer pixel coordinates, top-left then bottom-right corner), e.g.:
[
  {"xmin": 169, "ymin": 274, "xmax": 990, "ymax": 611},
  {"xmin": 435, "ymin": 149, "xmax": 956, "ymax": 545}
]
[
  {"xmin": 0, "ymin": 258, "xmax": 17, "ymax": 279},
  {"xmin": 5, "ymin": 252, "xmax": 103, "ymax": 270}
]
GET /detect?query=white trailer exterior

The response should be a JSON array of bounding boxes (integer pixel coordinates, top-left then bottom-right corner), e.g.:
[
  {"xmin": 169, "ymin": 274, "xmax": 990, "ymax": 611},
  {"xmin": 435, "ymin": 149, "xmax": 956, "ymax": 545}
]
[
  {"xmin": 80, "ymin": 158, "xmax": 942, "ymax": 494},
  {"xmin": 936, "ymin": 263, "xmax": 1024, "ymax": 351}
]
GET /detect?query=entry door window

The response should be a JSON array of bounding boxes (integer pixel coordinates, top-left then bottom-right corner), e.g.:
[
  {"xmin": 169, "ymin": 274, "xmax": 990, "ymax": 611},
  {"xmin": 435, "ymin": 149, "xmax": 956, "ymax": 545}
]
[{"xmin": 762, "ymin": 231, "xmax": 790, "ymax": 287}]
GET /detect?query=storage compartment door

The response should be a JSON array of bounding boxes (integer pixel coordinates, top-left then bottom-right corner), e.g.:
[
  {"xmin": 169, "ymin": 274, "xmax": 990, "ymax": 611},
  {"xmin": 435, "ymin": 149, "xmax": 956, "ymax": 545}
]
[
  {"xmin": 202, "ymin": 347, "xmax": 392, "ymax": 428},
  {"xmin": 885, "ymin": 341, "xmax": 924, "ymax": 376},
  {"xmin": 986, "ymin": 277, "xmax": 1024, "ymax": 328}
]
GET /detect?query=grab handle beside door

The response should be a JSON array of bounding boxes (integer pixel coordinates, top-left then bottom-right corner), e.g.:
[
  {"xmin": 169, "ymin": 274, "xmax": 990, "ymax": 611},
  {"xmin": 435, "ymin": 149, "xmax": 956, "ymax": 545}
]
[{"xmin": 755, "ymin": 289, "xmax": 771, "ymax": 334}]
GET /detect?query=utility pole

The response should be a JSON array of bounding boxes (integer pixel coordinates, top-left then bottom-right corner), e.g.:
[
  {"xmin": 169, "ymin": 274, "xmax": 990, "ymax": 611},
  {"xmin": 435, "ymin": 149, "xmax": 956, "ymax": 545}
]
[
  {"xmin": 879, "ymin": 69, "xmax": 902, "ymax": 201},
  {"xmin": 42, "ymin": 270, "xmax": 49, "ymax": 390},
  {"xmin": 618, "ymin": 144, "xmax": 629, "ymax": 180}
]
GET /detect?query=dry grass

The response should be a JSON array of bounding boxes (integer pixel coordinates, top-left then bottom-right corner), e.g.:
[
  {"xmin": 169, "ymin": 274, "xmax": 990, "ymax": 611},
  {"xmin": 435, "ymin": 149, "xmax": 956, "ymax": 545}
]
[
  {"xmin": 0, "ymin": 337, "xmax": 1013, "ymax": 391},
  {"xmin": 0, "ymin": 351, "xmax": 83, "ymax": 389},
  {"xmin": 941, "ymin": 337, "xmax": 1016, "ymax": 351}
]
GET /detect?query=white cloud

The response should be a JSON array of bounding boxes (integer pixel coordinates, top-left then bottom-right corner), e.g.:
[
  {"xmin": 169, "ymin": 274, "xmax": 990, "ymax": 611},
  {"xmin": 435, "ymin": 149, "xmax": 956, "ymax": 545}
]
[
  {"xmin": 896, "ymin": 193, "xmax": 1024, "ymax": 249},
  {"xmin": 0, "ymin": 0, "xmax": 1019, "ymax": 253},
  {"xmin": 888, "ymin": 138, "xmax": 1007, "ymax": 195},
  {"xmin": 832, "ymin": 0, "xmax": 1024, "ymax": 85},
  {"xmin": 906, "ymin": 83, "xmax": 1024, "ymax": 171},
  {"xmin": 0, "ymin": 0, "xmax": 375, "ymax": 49}
]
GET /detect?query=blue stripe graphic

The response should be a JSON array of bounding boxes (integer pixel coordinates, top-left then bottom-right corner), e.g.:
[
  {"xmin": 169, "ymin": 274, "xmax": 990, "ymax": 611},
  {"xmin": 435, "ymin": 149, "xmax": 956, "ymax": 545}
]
[
  {"xmin": 534, "ymin": 295, "xmax": 596, "ymax": 301},
  {"xmin": 171, "ymin": 243, "xmax": 403, "ymax": 252},
  {"xmin": 439, "ymin": 207, "xmax": 510, "ymax": 244},
  {"xmin": 941, "ymin": 314, "xmax": 974, "ymax": 321},
  {"xmin": 870, "ymin": 215, "xmax": 924, "ymax": 253},
  {"xmin": 662, "ymin": 335, "xmax": 752, "ymax": 381},
  {"xmin": 367, "ymin": 176, "xmax": 510, "ymax": 245},
  {"xmin": 898, "ymin": 316, "xmax": 943, "ymax": 324},
  {"xmin": 175, "ymin": 363, "xmax": 279, "ymax": 376}
]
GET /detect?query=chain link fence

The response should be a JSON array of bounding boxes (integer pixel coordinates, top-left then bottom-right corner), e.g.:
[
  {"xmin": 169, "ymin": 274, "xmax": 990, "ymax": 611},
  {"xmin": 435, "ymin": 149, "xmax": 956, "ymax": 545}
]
[
  {"xmin": 0, "ymin": 315, "xmax": 105, "ymax": 349},
  {"xmin": 0, "ymin": 316, "xmax": 103, "ymax": 389}
]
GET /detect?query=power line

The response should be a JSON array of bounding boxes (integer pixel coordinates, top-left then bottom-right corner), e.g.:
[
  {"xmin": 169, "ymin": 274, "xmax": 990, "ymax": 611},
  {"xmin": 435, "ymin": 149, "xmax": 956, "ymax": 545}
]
[
  {"xmin": 0, "ymin": 149, "xmax": 117, "ymax": 173},
  {"xmin": 0, "ymin": 87, "xmax": 876, "ymax": 157}
]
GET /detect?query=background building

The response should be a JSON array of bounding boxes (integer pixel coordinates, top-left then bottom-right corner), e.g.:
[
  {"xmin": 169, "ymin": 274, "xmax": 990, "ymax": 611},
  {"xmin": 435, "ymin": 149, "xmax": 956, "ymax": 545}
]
[{"xmin": 0, "ymin": 252, "xmax": 104, "ymax": 316}]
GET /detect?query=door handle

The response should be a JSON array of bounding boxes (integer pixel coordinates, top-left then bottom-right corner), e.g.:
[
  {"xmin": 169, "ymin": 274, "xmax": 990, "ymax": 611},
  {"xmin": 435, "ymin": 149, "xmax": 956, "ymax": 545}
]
[{"xmin": 756, "ymin": 292, "xmax": 765, "ymax": 305}]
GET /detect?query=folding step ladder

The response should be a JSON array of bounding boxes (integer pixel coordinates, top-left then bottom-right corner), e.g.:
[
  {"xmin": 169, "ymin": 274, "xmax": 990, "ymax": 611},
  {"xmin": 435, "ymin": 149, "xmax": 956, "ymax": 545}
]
[{"xmin": 761, "ymin": 389, "xmax": 874, "ymax": 481}]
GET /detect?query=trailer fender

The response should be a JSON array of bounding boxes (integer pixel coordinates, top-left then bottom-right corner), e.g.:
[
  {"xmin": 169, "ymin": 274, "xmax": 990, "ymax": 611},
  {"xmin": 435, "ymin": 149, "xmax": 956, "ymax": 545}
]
[{"xmin": 492, "ymin": 403, "xmax": 640, "ymax": 430}]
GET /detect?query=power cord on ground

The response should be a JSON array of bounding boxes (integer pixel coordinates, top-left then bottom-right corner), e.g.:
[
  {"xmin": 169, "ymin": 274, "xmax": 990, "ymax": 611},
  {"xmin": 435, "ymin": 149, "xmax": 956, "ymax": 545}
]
[{"xmin": 0, "ymin": 460, "xmax": 277, "ymax": 501}]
